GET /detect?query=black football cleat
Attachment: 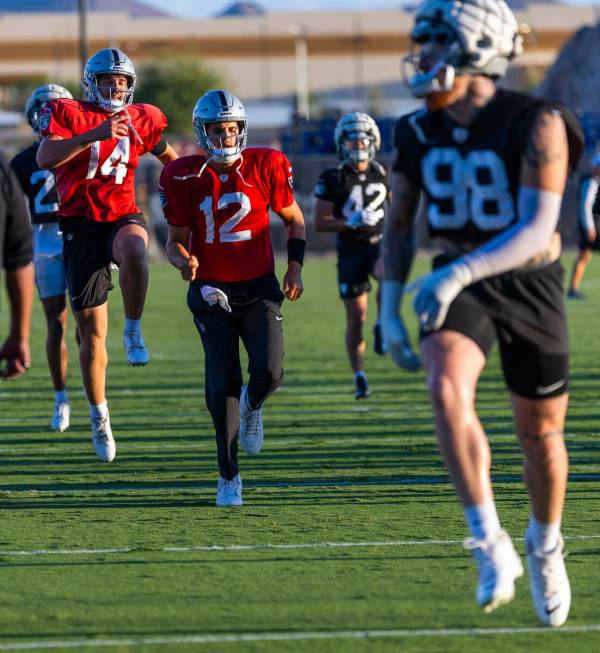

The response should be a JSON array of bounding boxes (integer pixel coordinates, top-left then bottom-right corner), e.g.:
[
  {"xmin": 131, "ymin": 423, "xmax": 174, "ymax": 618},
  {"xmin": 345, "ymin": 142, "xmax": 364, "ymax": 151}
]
[{"xmin": 355, "ymin": 374, "xmax": 371, "ymax": 400}]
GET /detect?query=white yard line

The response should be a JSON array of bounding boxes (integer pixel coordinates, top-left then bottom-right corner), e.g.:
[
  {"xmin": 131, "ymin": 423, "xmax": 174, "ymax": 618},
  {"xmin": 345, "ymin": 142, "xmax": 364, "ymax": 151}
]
[
  {"xmin": 1, "ymin": 625, "xmax": 600, "ymax": 650},
  {"xmin": 1, "ymin": 534, "xmax": 599, "ymax": 558}
]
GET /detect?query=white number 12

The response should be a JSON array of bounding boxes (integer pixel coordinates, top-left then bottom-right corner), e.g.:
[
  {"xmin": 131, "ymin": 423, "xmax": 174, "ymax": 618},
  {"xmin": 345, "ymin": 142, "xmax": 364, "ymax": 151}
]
[{"xmin": 199, "ymin": 192, "xmax": 252, "ymax": 244}]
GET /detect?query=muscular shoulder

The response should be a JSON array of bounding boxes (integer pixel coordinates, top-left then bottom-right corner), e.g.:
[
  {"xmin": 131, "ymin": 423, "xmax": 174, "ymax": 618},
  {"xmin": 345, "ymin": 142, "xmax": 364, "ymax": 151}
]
[{"xmin": 245, "ymin": 146, "xmax": 288, "ymax": 167}]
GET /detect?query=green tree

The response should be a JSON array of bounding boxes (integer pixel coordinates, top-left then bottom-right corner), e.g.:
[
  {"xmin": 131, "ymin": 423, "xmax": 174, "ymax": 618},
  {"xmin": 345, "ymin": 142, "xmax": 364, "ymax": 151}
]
[{"xmin": 135, "ymin": 57, "xmax": 224, "ymax": 138}]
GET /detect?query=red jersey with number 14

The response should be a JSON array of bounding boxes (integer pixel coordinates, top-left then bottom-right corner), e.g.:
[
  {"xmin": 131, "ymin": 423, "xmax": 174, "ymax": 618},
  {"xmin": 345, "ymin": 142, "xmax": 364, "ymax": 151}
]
[
  {"xmin": 160, "ymin": 148, "xmax": 294, "ymax": 282},
  {"xmin": 39, "ymin": 98, "xmax": 167, "ymax": 222}
]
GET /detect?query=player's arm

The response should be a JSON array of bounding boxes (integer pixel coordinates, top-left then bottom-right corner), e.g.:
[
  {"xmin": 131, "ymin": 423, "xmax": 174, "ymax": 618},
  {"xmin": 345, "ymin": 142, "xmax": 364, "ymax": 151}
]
[
  {"xmin": 578, "ymin": 177, "xmax": 598, "ymax": 242},
  {"xmin": 166, "ymin": 224, "xmax": 198, "ymax": 282},
  {"xmin": 314, "ymin": 198, "xmax": 348, "ymax": 233},
  {"xmin": 410, "ymin": 109, "xmax": 569, "ymax": 332},
  {"xmin": 380, "ymin": 171, "xmax": 422, "ymax": 371},
  {"xmin": 156, "ymin": 143, "xmax": 179, "ymax": 166},
  {"xmin": 277, "ymin": 199, "xmax": 305, "ymax": 301},
  {"xmin": 36, "ymin": 113, "xmax": 130, "ymax": 169}
]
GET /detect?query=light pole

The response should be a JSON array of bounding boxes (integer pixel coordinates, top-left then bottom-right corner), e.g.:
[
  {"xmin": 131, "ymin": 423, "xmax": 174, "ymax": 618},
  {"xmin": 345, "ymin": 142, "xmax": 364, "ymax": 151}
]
[
  {"xmin": 78, "ymin": 0, "xmax": 88, "ymax": 77},
  {"xmin": 289, "ymin": 24, "xmax": 310, "ymax": 121}
]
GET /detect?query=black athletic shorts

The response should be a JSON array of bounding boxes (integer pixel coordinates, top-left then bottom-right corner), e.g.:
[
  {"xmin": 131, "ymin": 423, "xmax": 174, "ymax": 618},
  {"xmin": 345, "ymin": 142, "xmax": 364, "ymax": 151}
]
[
  {"xmin": 336, "ymin": 241, "xmax": 380, "ymax": 299},
  {"xmin": 422, "ymin": 255, "xmax": 569, "ymax": 400},
  {"xmin": 578, "ymin": 218, "xmax": 600, "ymax": 251},
  {"xmin": 59, "ymin": 214, "xmax": 146, "ymax": 312}
]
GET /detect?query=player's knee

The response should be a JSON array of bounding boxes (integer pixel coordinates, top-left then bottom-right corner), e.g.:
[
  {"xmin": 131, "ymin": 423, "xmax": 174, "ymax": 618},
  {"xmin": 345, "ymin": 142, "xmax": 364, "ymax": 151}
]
[
  {"xmin": 428, "ymin": 372, "xmax": 473, "ymax": 413},
  {"xmin": 116, "ymin": 235, "xmax": 147, "ymax": 263},
  {"xmin": 252, "ymin": 366, "xmax": 283, "ymax": 399}
]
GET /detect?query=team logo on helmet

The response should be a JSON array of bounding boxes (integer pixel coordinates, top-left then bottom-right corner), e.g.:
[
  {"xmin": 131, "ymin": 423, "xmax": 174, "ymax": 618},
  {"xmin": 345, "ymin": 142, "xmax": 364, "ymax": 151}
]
[{"xmin": 25, "ymin": 83, "xmax": 72, "ymax": 133}]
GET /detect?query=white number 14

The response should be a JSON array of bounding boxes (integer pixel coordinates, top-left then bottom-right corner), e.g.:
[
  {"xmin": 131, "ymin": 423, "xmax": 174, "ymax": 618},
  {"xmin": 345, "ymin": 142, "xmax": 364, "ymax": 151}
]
[{"xmin": 86, "ymin": 138, "xmax": 130, "ymax": 185}]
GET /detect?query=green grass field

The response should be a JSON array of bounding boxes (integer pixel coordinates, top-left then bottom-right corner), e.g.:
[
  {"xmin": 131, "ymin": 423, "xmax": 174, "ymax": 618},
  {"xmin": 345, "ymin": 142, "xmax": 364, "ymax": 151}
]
[{"xmin": 1, "ymin": 254, "xmax": 599, "ymax": 653}]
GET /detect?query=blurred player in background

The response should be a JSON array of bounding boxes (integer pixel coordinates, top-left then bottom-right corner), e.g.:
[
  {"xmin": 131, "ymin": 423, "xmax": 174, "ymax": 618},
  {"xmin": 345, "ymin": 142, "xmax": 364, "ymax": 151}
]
[
  {"xmin": 314, "ymin": 112, "xmax": 418, "ymax": 400},
  {"xmin": 11, "ymin": 84, "xmax": 74, "ymax": 431},
  {"xmin": 383, "ymin": 0, "xmax": 582, "ymax": 627},
  {"xmin": 567, "ymin": 152, "xmax": 600, "ymax": 299},
  {"xmin": 0, "ymin": 152, "xmax": 34, "ymax": 380},
  {"xmin": 161, "ymin": 89, "xmax": 305, "ymax": 507},
  {"xmin": 36, "ymin": 48, "xmax": 178, "ymax": 462}
]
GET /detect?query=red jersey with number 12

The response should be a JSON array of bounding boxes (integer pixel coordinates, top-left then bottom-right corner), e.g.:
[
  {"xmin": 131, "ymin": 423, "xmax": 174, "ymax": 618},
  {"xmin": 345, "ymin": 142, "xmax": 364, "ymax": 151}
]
[
  {"xmin": 39, "ymin": 98, "xmax": 167, "ymax": 222},
  {"xmin": 160, "ymin": 148, "xmax": 294, "ymax": 282}
]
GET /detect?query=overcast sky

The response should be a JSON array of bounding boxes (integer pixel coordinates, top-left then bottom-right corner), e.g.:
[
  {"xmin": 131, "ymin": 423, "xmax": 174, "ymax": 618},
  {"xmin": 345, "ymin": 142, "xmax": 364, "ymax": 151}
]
[{"xmin": 141, "ymin": 0, "xmax": 600, "ymax": 19}]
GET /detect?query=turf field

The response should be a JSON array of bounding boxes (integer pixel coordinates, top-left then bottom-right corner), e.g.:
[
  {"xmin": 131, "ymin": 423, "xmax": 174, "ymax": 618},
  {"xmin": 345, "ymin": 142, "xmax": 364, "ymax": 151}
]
[{"xmin": 1, "ymin": 254, "xmax": 599, "ymax": 653}]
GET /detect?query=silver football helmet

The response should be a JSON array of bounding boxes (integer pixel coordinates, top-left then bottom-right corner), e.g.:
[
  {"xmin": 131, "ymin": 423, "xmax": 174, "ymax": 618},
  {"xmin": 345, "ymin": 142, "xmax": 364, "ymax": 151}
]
[
  {"xmin": 25, "ymin": 84, "xmax": 73, "ymax": 133},
  {"xmin": 334, "ymin": 112, "xmax": 381, "ymax": 165},
  {"xmin": 404, "ymin": 0, "xmax": 523, "ymax": 97},
  {"xmin": 82, "ymin": 48, "xmax": 136, "ymax": 112},
  {"xmin": 193, "ymin": 90, "xmax": 248, "ymax": 164}
]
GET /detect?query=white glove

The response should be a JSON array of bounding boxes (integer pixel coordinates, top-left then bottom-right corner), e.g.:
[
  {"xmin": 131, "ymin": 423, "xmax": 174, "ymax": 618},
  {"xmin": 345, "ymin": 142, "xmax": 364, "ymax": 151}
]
[
  {"xmin": 380, "ymin": 280, "xmax": 422, "ymax": 372},
  {"xmin": 360, "ymin": 209, "xmax": 382, "ymax": 227},
  {"xmin": 200, "ymin": 285, "xmax": 232, "ymax": 313},
  {"xmin": 406, "ymin": 261, "xmax": 473, "ymax": 332},
  {"xmin": 381, "ymin": 316, "xmax": 422, "ymax": 371}
]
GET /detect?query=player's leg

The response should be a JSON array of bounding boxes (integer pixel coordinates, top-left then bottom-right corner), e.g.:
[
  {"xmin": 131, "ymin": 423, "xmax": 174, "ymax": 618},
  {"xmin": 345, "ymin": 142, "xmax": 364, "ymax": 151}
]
[
  {"xmin": 238, "ymin": 299, "xmax": 284, "ymax": 455},
  {"xmin": 62, "ymin": 218, "xmax": 115, "ymax": 461},
  {"xmin": 369, "ymin": 244, "xmax": 386, "ymax": 356},
  {"xmin": 567, "ymin": 247, "xmax": 591, "ymax": 298},
  {"xmin": 111, "ymin": 219, "xmax": 150, "ymax": 366},
  {"xmin": 338, "ymin": 249, "xmax": 372, "ymax": 398},
  {"xmin": 188, "ymin": 285, "xmax": 243, "ymax": 506},
  {"xmin": 343, "ymin": 295, "xmax": 370, "ymax": 399},
  {"xmin": 35, "ymin": 252, "xmax": 70, "ymax": 431}
]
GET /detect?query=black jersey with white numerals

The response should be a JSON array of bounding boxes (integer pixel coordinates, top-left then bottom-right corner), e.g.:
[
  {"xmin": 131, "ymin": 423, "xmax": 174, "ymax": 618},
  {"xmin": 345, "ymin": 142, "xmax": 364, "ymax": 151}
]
[
  {"xmin": 314, "ymin": 161, "xmax": 389, "ymax": 247},
  {"xmin": 10, "ymin": 141, "xmax": 59, "ymax": 224},
  {"xmin": 392, "ymin": 89, "xmax": 582, "ymax": 245}
]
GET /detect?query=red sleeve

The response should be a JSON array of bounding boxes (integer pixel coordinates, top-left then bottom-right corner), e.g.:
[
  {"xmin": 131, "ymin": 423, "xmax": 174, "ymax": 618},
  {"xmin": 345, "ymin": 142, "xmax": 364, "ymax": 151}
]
[
  {"xmin": 139, "ymin": 104, "xmax": 168, "ymax": 153},
  {"xmin": 39, "ymin": 99, "xmax": 72, "ymax": 139},
  {"xmin": 159, "ymin": 161, "xmax": 190, "ymax": 228},
  {"xmin": 269, "ymin": 151, "xmax": 294, "ymax": 213}
]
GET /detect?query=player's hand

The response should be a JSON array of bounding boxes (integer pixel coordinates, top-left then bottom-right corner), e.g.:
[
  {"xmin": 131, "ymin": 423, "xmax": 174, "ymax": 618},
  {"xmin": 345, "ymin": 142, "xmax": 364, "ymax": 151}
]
[
  {"xmin": 283, "ymin": 262, "xmax": 303, "ymax": 301},
  {"xmin": 407, "ymin": 262, "xmax": 472, "ymax": 332},
  {"xmin": 178, "ymin": 255, "xmax": 199, "ymax": 281},
  {"xmin": 360, "ymin": 209, "xmax": 381, "ymax": 227},
  {"xmin": 380, "ymin": 317, "xmax": 422, "ymax": 371},
  {"xmin": 345, "ymin": 210, "xmax": 363, "ymax": 229},
  {"xmin": 93, "ymin": 113, "xmax": 130, "ymax": 141},
  {"xmin": 587, "ymin": 227, "xmax": 597, "ymax": 243},
  {"xmin": 0, "ymin": 336, "xmax": 31, "ymax": 380}
]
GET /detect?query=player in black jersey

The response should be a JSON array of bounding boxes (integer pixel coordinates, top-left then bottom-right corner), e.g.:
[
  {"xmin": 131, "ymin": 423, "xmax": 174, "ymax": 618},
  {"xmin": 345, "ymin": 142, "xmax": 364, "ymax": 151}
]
[
  {"xmin": 566, "ymin": 152, "xmax": 600, "ymax": 299},
  {"xmin": 381, "ymin": 0, "xmax": 583, "ymax": 627},
  {"xmin": 314, "ymin": 112, "xmax": 419, "ymax": 399},
  {"xmin": 11, "ymin": 84, "xmax": 74, "ymax": 432}
]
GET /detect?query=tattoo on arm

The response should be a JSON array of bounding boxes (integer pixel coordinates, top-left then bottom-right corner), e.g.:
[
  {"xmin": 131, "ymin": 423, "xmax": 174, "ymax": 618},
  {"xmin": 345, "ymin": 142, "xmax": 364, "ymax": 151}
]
[{"xmin": 524, "ymin": 110, "xmax": 567, "ymax": 169}]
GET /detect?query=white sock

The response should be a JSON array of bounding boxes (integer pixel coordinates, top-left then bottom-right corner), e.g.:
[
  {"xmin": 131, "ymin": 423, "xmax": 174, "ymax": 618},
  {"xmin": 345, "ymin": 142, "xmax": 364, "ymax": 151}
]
[
  {"xmin": 528, "ymin": 515, "xmax": 561, "ymax": 554},
  {"xmin": 464, "ymin": 502, "xmax": 502, "ymax": 541},
  {"xmin": 90, "ymin": 402, "xmax": 108, "ymax": 419},
  {"xmin": 55, "ymin": 389, "xmax": 69, "ymax": 404},
  {"xmin": 124, "ymin": 318, "xmax": 141, "ymax": 335}
]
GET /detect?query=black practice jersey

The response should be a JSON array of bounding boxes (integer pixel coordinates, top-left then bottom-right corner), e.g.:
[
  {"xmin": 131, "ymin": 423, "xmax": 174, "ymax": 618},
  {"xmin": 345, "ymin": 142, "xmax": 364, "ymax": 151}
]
[
  {"xmin": 314, "ymin": 161, "xmax": 389, "ymax": 248},
  {"xmin": 393, "ymin": 89, "xmax": 582, "ymax": 246},
  {"xmin": 11, "ymin": 142, "xmax": 59, "ymax": 225},
  {"xmin": 0, "ymin": 151, "xmax": 32, "ymax": 273}
]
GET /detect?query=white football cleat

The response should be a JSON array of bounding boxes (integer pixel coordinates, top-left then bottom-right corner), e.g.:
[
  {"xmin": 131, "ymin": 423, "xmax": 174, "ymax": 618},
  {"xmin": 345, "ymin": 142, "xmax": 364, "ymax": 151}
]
[
  {"xmin": 51, "ymin": 401, "xmax": 70, "ymax": 432},
  {"xmin": 526, "ymin": 534, "xmax": 571, "ymax": 627},
  {"xmin": 239, "ymin": 385, "xmax": 264, "ymax": 455},
  {"xmin": 464, "ymin": 529, "xmax": 524, "ymax": 613},
  {"xmin": 91, "ymin": 414, "xmax": 116, "ymax": 463},
  {"xmin": 216, "ymin": 474, "xmax": 243, "ymax": 507},
  {"xmin": 123, "ymin": 331, "xmax": 149, "ymax": 366}
]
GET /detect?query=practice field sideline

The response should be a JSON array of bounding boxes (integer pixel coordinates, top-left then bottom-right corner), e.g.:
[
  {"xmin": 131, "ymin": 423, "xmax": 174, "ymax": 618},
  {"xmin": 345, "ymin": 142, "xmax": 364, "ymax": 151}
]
[{"xmin": 1, "ymin": 254, "xmax": 599, "ymax": 653}]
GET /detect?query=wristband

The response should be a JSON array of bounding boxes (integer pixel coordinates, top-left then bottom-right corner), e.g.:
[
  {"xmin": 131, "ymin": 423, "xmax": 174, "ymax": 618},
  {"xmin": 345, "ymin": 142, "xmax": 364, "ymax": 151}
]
[{"xmin": 287, "ymin": 238, "xmax": 306, "ymax": 266}]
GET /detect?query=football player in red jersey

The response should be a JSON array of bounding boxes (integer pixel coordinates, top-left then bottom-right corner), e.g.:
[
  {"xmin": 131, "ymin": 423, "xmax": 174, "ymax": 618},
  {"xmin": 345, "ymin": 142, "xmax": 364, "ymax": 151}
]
[
  {"xmin": 382, "ymin": 0, "xmax": 582, "ymax": 627},
  {"xmin": 161, "ymin": 89, "xmax": 305, "ymax": 507},
  {"xmin": 36, "ymin": 48, "xmax": 178, "ymax": 463}
]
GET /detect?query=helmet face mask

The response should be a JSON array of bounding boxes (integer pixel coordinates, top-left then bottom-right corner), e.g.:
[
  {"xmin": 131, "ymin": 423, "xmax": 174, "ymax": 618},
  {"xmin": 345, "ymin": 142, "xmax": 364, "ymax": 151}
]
[
  {"xmin": 334, "ymin": 112, "xmax": 381, "ymax": 167},
  {"xmin": 82, "ymin": 48, "xmax": 136, "ymax": 112},
  {"xmin": 404, "ymin": 0, "xmax": 522, "ymax": 100},
  {"xmin": 193, "ymin": 90, "xmax": 248, "ymax": 164},
  {"xmin": 25, "ymin": 83, "xmax": 73, "ymax": 133}
]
